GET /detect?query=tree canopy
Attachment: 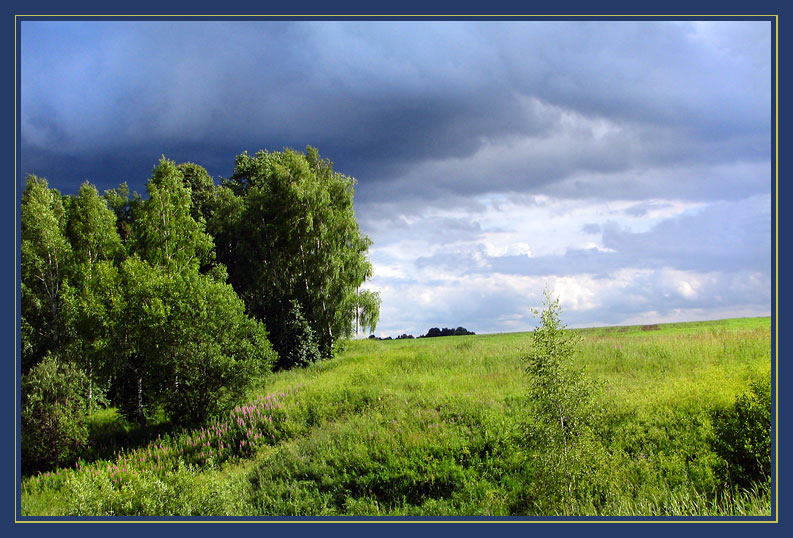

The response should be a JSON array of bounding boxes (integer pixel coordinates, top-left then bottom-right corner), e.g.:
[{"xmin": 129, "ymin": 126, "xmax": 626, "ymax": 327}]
[
  {"xmin": 20, "ymin": 147, "xmax": 379, "ymax": 455},
  {"xmin": 213, "ymin": 146, "xmax": 379, "ymax": 365},
  {"xmin": 21, "ymin": 177, "xmax": 72, "ymax": 371}
]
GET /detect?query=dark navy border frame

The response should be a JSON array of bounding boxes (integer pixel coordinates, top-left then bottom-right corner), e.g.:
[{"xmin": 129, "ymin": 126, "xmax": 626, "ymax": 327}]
[{"xmin": 4, "ymin": 2, "xmax": 786, "ymax": 537}]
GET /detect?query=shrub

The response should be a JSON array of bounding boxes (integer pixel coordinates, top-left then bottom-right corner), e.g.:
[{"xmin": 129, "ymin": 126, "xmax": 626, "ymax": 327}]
[
  {"xmin": 21, "ymin": 355, "xmax": 90, "ymax": 472},
  {"xmin": 711, "ymin": 376, "xmax": 772, "ymax": 488}
]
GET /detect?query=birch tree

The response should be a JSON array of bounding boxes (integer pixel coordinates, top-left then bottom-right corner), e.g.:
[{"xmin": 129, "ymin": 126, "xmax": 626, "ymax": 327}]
[
  {"xmin": 21, "ymin": 176, "xmax": 73, "ymax": 371},
  {"xmin": 524, "ymin": 288, "xmax": 600, "ymax": 498},
  {"xmin": 215, "ymin": 146, "xmax": 380, "ymax": 363}
]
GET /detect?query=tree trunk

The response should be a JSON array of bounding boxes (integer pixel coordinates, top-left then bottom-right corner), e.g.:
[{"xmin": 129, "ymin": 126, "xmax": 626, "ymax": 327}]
[
  {"xmin": 299, "ymin": 245, "xmax": 311, "ymax": 294},
  {"xmin": 137, "ymin": 375, "xmax": 146, "ymax": 429},
  {"xmin": 88, "ymin": 359, "xmax": 93, "ymax": 407},
  {"xmin": 561, "ymin": 413, "xmax": 571, "ymax": 494},
  {"xmin": 322, "ymin": 298, "xmax": 333, "ymax": 342}
]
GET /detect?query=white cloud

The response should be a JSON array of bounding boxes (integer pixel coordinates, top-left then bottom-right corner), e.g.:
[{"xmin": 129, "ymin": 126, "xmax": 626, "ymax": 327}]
[
  {"xmin": 365, "ymin": 262, "xmax": 771, "ymax": 337},
  {"xmin": 362, "ymin": 191, "xmax": 771, "ymax": 336}
]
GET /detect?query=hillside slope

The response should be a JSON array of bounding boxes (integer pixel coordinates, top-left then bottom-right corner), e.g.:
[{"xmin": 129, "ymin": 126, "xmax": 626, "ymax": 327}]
[{"xmin": 22, "ymin": 317, "xmax": 772, "ymax": 517}]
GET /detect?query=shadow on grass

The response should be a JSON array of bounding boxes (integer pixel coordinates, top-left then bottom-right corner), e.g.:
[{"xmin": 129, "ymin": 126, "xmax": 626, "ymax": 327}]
[{"xmin": 20, "ymin": 408, "xmax": 177, "ymax": 477}]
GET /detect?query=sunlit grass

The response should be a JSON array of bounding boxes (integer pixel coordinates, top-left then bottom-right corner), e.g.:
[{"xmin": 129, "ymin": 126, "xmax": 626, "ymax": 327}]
[{"xmin": 20, "ymin": 316, "xmax": 772, "ymax": 517}]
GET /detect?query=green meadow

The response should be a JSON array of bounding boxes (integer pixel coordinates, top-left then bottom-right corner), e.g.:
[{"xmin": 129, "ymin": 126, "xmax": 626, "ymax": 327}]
[{"xmin": 21, "ymin": 316, "xmax": 772, "ymax": 518}]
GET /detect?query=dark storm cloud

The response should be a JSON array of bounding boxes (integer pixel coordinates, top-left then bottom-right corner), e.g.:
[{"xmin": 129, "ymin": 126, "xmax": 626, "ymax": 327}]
[
  {"xmin": 500, "ymin": 22, "xmax": 770, "ymax": 136},
  {"xmin": 21, "ymin": 19, "xmax": 773, "ymax": 335},
  {"xmin": 21, "ymin": 21, "xmax": 529, "ymax": 192},
  {"xmin": 354, "ymin": 121, "xmax": 770, "ymax": 208},
  {"xmin": 21, "ymin": 20, "xmax": 770, "ymax": 200}
]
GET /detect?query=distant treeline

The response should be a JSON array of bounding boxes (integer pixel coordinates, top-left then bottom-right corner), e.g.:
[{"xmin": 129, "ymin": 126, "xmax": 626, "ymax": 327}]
[{"xmin": 369, "ymin": 327, "xmax": 475, "ymax": 340}]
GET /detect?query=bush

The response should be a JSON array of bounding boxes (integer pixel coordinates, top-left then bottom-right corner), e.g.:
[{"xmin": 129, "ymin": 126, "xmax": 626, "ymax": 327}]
[
  {"xmin": 22, "ymin": 355, "xmax": 90, "ymax": 472},
  {"xmin": 711, "ymin": 376, "xmax": 772, "ymax": 488}
]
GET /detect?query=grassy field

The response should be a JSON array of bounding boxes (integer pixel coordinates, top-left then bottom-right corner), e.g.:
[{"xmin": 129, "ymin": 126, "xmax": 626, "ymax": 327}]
[{"xmin": 20, "ymin": 316, "xmax": 773, "ymax": 517}]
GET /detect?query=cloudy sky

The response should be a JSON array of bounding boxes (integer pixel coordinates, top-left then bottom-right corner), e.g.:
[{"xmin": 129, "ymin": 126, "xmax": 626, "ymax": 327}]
[{"xmin": 20, "ymin": 20, "xmax": 772, "ymax": 336}]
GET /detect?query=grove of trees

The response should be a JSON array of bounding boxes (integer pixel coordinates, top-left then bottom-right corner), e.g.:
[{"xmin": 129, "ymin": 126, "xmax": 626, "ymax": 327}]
[
  {"xmin": 368, "ymin": 327, "xmax": 475, "ymax": 340},
  {"xmin": 20, "ymin": 147, "xmax": 380, "ymax": 471},
  {"xmin": 422, "ymin": 327, "xmax": 475, "ymax": 338}
]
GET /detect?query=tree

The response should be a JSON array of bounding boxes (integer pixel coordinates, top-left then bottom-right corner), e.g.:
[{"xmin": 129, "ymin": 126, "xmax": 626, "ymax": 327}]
[
  {"xmin": 132, "ymin": 157, "xmax": 214, "ymax": 274},
  {"xmin": 425, "ymin": 328, "xmax": 442, "ymax": 338},
  {"xmin": 109, "ymin": 256, "xmax": 167, "ymax": 428},
  {"xmin": 271, "ymin": 299, "xmax": 321, "ymax": 370},
  {"xmin": 354, "ymin": 289, "xmax": 381, "ymax": 337},
  {"xmin": 63, "ymin": 183, "xmax": 126, "ymax": 404},
  {"xmin": 21, "ymin": 176, "xmax": 73, "ymax": 371},
  {"xmin": 63, "ymin": 260, "xmax": 122, "ymax": 408},
  {"xmin": 524, "ymin": 288, "xmax": 600, "ymax": 498},
  {"xmin": 20, "ymin": 157, "xmax": 281, "ymax": 455},
  {"xmin": 176, "ymin": 162, "xmax": 216, "ymax": 224},
  {"xmin": 66, "ymin": 182, "xmax": 124, "ymax": 266},
  {"xmin": 107, "ymin": 257, "xmax": 275, "ymax": 427},
  {"xmin": 103, "ymin": 182, "xmax": 141, "ymax": 244},
  {"xmin": 109, "ymin": 158, "xmax": 274, "ymax": 427},
  {"xmin": 214, "ymin": 146, "xmax": 379, "ymax": 360},
  {"xmin": 106, "ymin": 158, "xmax": 216, "ymax": 427}
]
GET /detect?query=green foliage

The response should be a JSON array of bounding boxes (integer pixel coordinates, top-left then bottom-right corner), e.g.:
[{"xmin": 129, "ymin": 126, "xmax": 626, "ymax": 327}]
[
  {"xmin": 63, "ymin": 260, "xmax": 122, "ymax": 402},
  {"xmin": 711, "ymin": 376, "xmax": 772, "ymax": 489},
  {"xmin": 354, "ymin": 288, "xmax": 381, "ymax": 336},
  {"xmin": 62, "ymin": 183, "xmax": 126, "ymax": 401},
  {"xmin": 273, "ymin": 299, "xmax": 321, "ymax": 370},
  {"xmin": 132, "ymin": 157, "xmax": 214, "ymax": 273},
  {"xmin": 78, "ymin": 159, "xmax": 274, "ymax": 428},
  {"xmin": 66, "ymin": 182, "xmax": 124, "ymax": 266},
  {"xmin": 523, "ymin": 288, "xmax": 602, "ymax": 500},
  {"xmin": 108, "ymin": 256, "xmax": 165, "ymax": 427},
  {"xmin": 21, "ymin": 355, "xmax": 90, "ymax": 472},
  {"xmin": 20, "ymin": 176, "xmax": 73, "ymax": 371},
  {"xmin": 109, "ymin": 257, "xmax": 275, "ymax": 427},
  {"xmin": 524, "ymin": 293, "xmax": 593, "ymax": 427},
  {"xmin": 20, "ymin": 150, "xmax": 380, "ymax": 485},
  {"xmin": 155, "ymin": 270, "xmax": 276, "ymax": 425},
  {"xmin": 21, "ymin": 318, "xmax": 772, "ymax": 517},
  {"xmin": 19, "ymin": 158, "xmax": 278, "ymax": 433},
  {"xmin": 65, "ymin": 462, "xmax": 250, "ymax": 516},
  {"xmin": 21, "ymin": 150, "xmax": 379, "ymax": 457},
  {"xmin": 102, "ymin": 182, "xmax": 141, "ymax": 244},
  {"xmin": 176, "ymin": 162, "xmax": 216, "ymax": 224},
  {"xmin": 216, "ymin": 146, "xmax": 379, "ymax": 358}
]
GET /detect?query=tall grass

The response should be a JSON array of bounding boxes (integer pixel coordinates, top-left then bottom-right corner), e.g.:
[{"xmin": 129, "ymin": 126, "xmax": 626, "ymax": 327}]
[{"xmin": 20, "ymin": 317, "xmax": 772, "ymax": 517}]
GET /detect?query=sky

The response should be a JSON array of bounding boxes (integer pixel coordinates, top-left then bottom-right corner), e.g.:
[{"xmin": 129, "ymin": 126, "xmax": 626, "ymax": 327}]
[{"xmin": 20, "ymin": 20, "xmax": 773, "ymax": 336}]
